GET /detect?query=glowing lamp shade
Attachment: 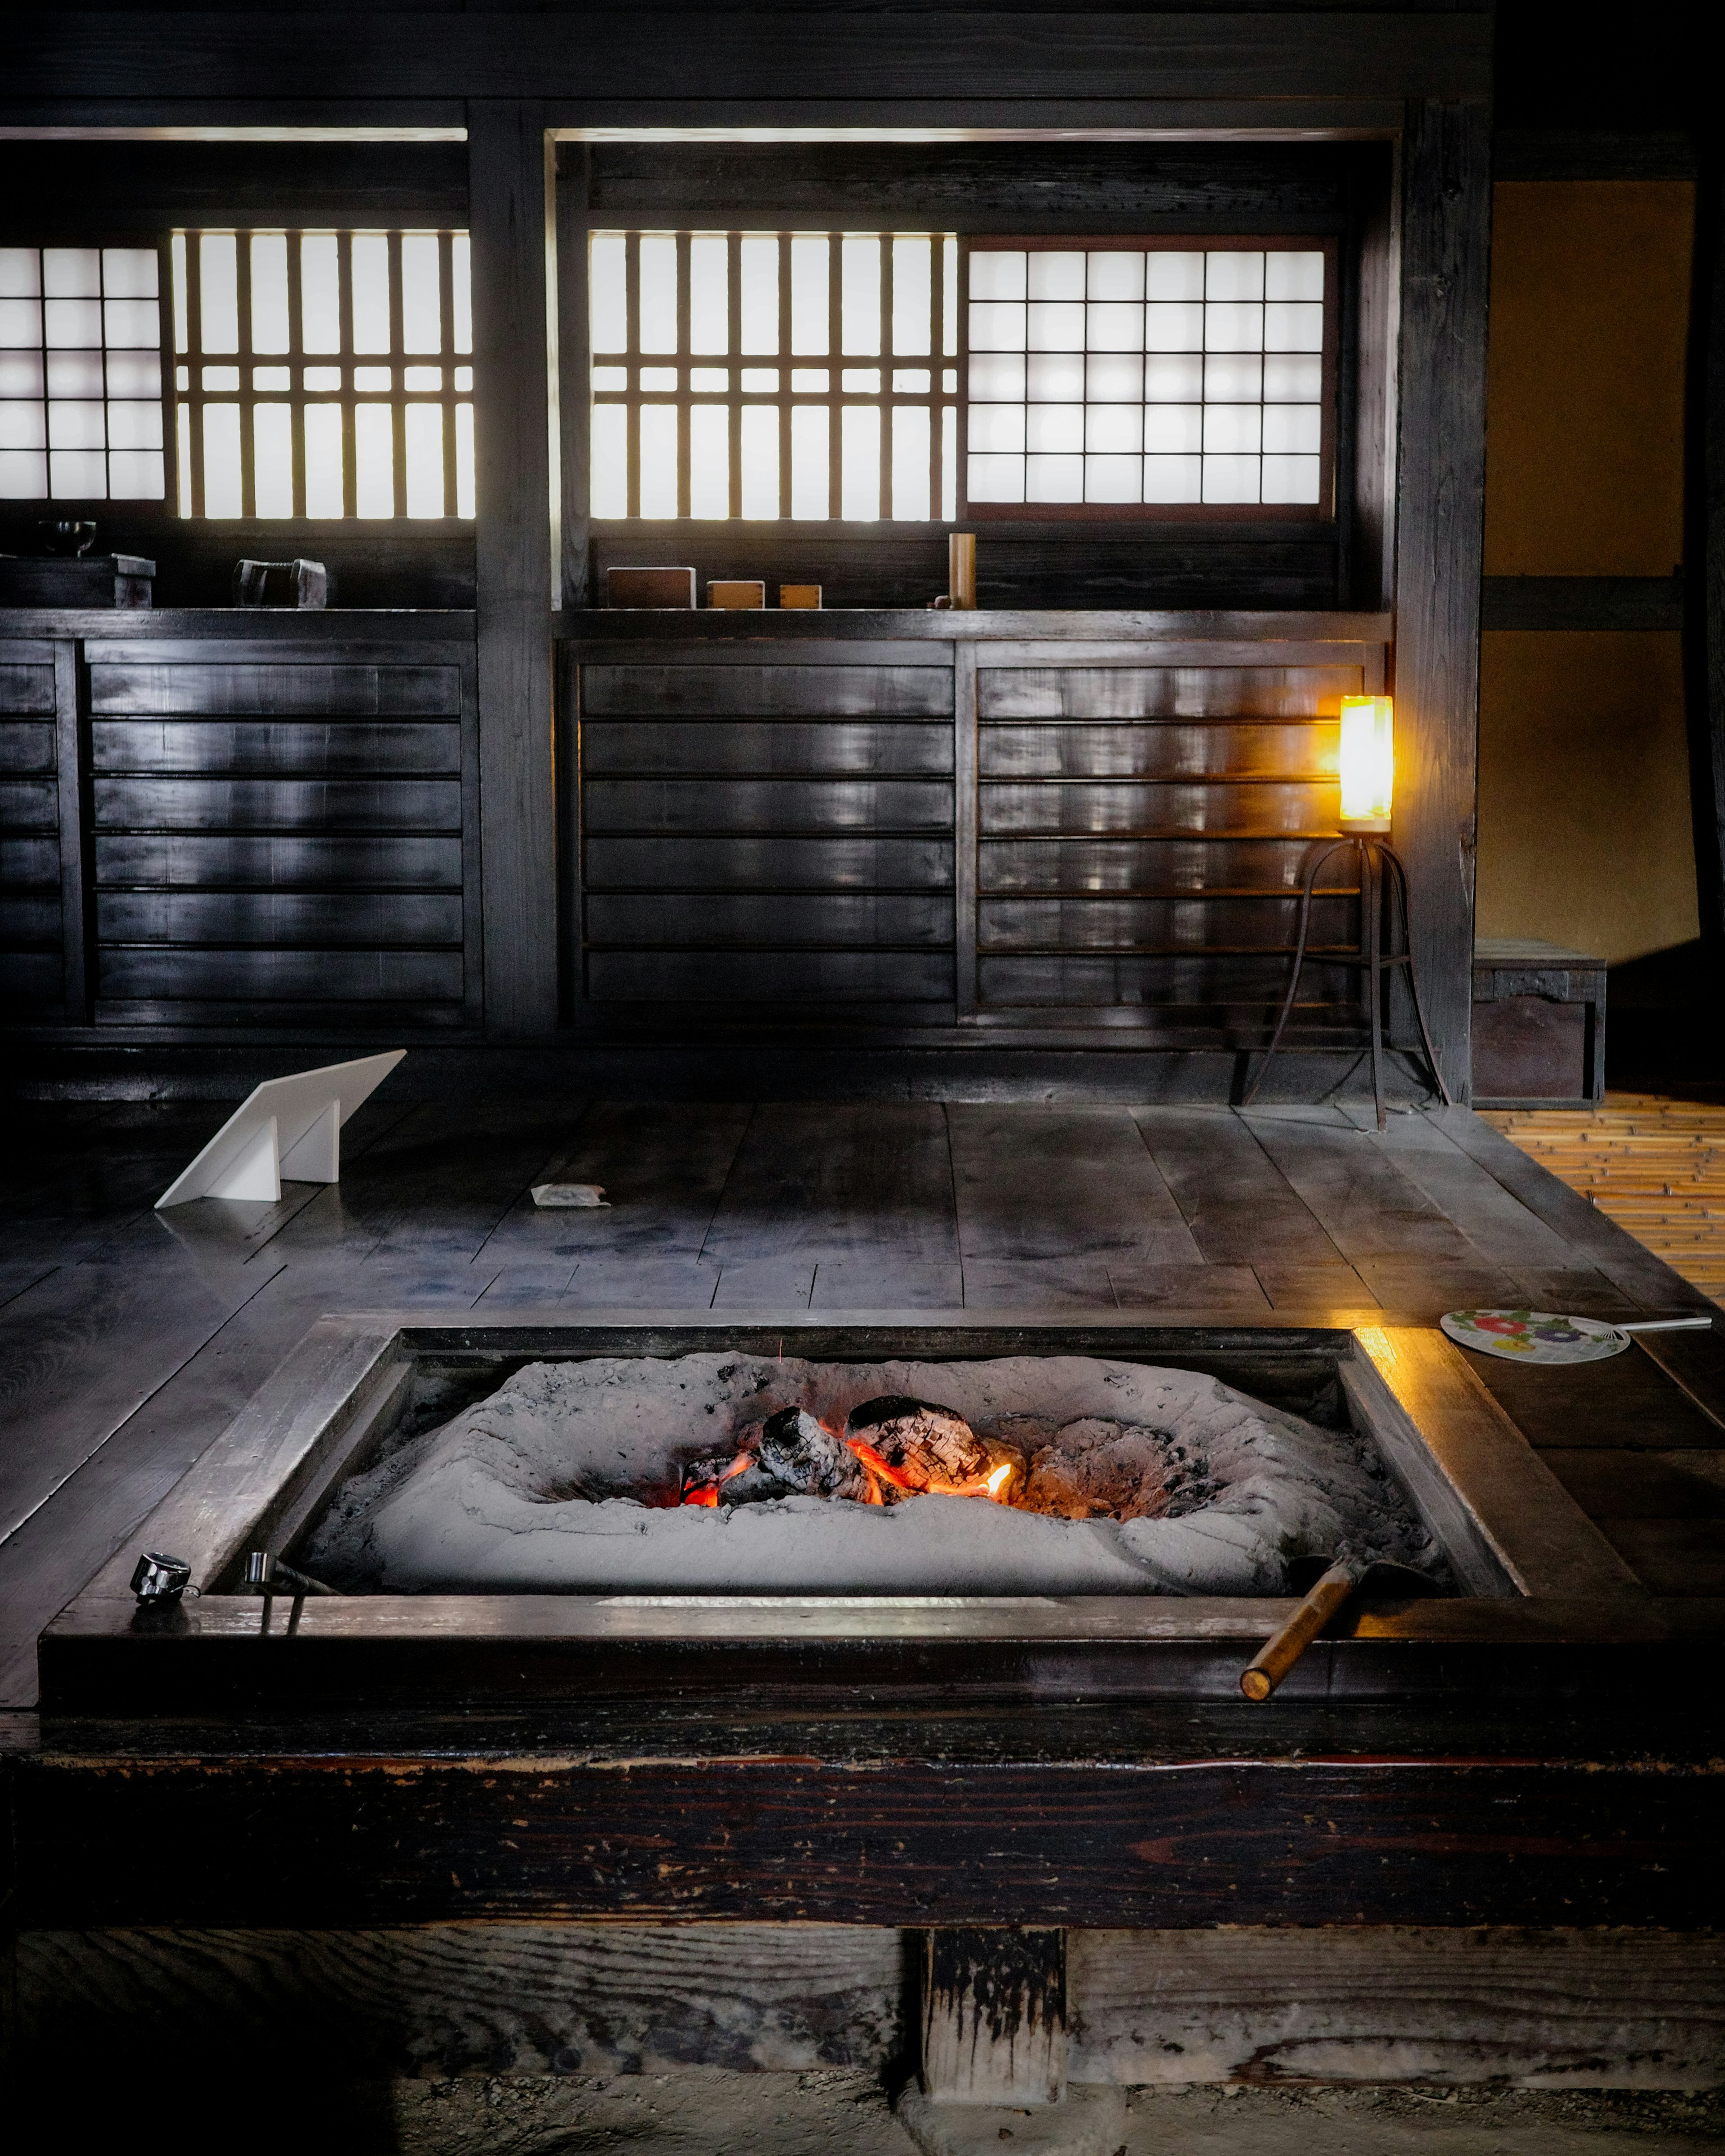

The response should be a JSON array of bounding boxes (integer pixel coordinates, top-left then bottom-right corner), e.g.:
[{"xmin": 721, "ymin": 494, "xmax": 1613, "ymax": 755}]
[{"xmin": 1338, "ymin": 694, "xmax": 1393, "ymax": 832}]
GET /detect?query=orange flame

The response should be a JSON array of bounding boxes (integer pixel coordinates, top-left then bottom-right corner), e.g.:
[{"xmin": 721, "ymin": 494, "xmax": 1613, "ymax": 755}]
[
  {"xmin": 681, "ymin": 1448, "xmax": 753, "ymax": 1507},
  {"xmin": 984, "ymin": 1460, "xmax": 1013, "ymax": 1500}
]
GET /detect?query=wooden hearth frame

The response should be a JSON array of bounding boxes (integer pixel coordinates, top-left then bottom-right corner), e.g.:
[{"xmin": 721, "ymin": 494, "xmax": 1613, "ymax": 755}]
[{"xmin": 41, "ymin": 1309, "xmax": 1694, "ymax": 1717}]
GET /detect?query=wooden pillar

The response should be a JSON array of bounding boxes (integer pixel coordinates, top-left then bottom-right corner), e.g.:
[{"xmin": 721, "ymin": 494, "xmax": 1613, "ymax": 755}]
[
  {"xmin": 1392, "ymin": 99, "xmax": 1493, "ymax": 1103},
  {"xmin": 921, "ymin": 1927, "xmax": 1067, "ymax": 2106},
  {"xmin": 469, "ymin": 100, "xmax": 560, "ymax": 1038},
  {"xmin": 1683, "ymin": 143, "xmax": 1725, "ymax": 1020}
]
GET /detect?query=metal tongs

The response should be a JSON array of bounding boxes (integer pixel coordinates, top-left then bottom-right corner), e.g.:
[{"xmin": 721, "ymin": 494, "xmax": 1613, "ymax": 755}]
[{"xmin": 238, "ymin": 1548, "xmax": 340, "ymax": 1635}]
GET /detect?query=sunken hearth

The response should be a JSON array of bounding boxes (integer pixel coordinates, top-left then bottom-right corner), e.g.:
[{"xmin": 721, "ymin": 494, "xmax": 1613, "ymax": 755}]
[{"xmin": 303, "ymin": 1352, "xmax": 1443, "ymax": 1598}]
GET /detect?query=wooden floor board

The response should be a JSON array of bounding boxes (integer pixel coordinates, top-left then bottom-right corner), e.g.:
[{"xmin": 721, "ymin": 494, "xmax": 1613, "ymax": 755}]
[
  {"xmin": 1540, "ymin": 1448, "xmax": 1725, "ymax": 1521},
  {"xmin": 701, "ymin": 1103, "xmax": 960, "ymax": 1274},
  {"xmin": 562, "ymin": 1256, "xmax": 721, "ymax": 1308},
  {"xmin": 1597, "ymin": 1517, "xmax": 1725, "ymax": 1595},
  {"xmin": 1346, "ymin": 1258, "xmax": 1527, "ymax": 1321},
  {"xmin": 1336, "ymin": 1105, "xmax": 1602, "ymax": 1274},
  {"xmin": 0, "ymin": 1256, "xmax": 283, "ymax": 1555},
  {"xmin": 1107, "ymin": 1262, "xmax": 1269, "ymax": 1312},
  {"xmin": 1435, "ymin": 1107, "xmax": 1710, "ymax": 1312},
  {"xmin": 948, "ymin": 1105, "xmax": 1199, "ymax": 1264},
  {"xmin": 959, "ymin": 1256, "xmax": 1119, "ymax": 1308},
  {"xmin": 1252, "ymin": 1260, "xmax": 1378, "ymax": 1310},
  {"xmin": 1129, "ymin": 1105, "xmax": 1349, "ymax": 1270},
  {"xmin": 471, "ymin": 1101, "xmax": 749, "ymax": 1263},
  {"xmin": 809, "ymin": 1258, "xmax": 964, "ymax": 1309},
  {"xmin": 1240, "ymin": 1108, "xmax": 1487, "ymax": 1265},
  {"xmin": 711, "ymin": 1256, "xmax": 818, "ymax": 1308}
]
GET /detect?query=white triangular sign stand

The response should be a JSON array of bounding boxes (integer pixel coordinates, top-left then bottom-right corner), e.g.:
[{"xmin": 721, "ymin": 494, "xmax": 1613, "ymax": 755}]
[
  {"xmin": 155, "ymin": 1051, "xmax": 404, "ymax": 1210},
  {"xmin": 205, "ymin": 1117, "xmax": 282, "ymax": 1202}
]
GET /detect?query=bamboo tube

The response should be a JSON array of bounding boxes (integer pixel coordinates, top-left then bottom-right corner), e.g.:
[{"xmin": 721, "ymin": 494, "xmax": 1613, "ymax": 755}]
[
  {"xmin": 1240, "ymin": 1560, "xmax": 1362, "ymax": 1701},
  {"xmin": 949, "ymin": 531, "xmax": 977, "ymax": 610}
]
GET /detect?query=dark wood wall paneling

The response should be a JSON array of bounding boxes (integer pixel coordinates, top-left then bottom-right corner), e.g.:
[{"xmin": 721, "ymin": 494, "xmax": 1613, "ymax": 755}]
[
  {"xmin": 0, "ymin": 141, "xmax": 474, "ymax": 610},
  {"xmin": 568, "ymin": 625, "xmax": 1388, "ymax": 1047},
  {"xmin": 573, "ymin": 644, "xmax": 958, "ymax": 1018},
  {"xmin": 0, "ymin": 644, "xmax": 65, "ymax": 1014},
  {"xmin": 2, "ymin": 622, "xmax": 481, "ymax": 1037},
  {"xmin": 570, "ymin": 141, "xmax": 1392, "ymax": 614}
]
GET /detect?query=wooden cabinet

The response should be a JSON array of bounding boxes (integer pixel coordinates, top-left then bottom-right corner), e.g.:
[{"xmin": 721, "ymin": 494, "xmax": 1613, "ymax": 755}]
[
  {"xmin": 563, "ymin": 611, "xmax": 1389, "ymax": 1051},
  {"xmin": 0, "ymin": 612, "xmax": 480, "ymax": 1035}
]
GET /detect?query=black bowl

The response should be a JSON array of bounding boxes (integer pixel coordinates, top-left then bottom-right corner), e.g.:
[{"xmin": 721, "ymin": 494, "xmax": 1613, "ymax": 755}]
[{"xmin": 38, "ymin": 520, "xmax": 97, "ymax": 558}]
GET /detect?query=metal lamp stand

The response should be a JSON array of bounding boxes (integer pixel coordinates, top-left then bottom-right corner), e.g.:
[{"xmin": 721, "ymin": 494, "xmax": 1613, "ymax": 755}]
[{"xmin": 1244, "ymin": 831, "xmax": 1452, "ymax": 1131}]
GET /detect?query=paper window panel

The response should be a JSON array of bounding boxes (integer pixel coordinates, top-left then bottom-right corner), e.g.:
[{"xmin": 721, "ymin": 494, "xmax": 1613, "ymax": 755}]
[
  {"xmin": 588, "ymin": 230, "xmax": 959, "ymax": 522},
  {"xmin": 0, "ymin": 244, "xmax": 164, "ymax": 500},
  {"xmin": 963, "ymin": 238, "xmax": 1334, "ymax": 516},
  {"xmin": 172, "ymin": 228, "xmax": 473, "ymax": 518}
]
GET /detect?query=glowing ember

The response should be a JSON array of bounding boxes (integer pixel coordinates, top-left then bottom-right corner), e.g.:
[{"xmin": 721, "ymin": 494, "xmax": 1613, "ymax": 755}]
[{"xmin": 681, "ymin": 1396, "xmax": 1022, "ymax": 1510}]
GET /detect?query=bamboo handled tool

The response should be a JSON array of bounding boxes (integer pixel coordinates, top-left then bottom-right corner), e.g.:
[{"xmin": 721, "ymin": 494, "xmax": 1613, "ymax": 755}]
[
  {"xmin": 1241, "ymin": 1555, "xmax": 1439, "ymax": 1701},
  {"xmin": 1240, "ymin": 1559, "xmax": 1363, "ymax": 1701}
]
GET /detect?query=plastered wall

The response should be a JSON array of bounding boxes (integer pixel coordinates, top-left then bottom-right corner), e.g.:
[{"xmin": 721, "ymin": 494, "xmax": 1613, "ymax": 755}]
[{"xmin": 1473, "ymin": 181, "xmax": 1696, "ymax": 967}]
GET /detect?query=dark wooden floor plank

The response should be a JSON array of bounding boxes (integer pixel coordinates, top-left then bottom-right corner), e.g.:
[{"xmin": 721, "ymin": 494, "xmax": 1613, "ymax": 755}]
[
  {"xmin": 711, "ymin": 1257, "xmax": 817, "ymax": 1309},
  {"xmin": 1107, "ymin": 1262, "xmax": 1269, "ymax": 1312},
  {"xmin": 809, "ymin": 1258, "xmax": 964, "ymax": 1309},
  {"xmin": 960, "ymin": 1257, "xmax": 1119, "ymax": 1308},
  {"xmin": 1598, "ymin": 1518, "xmax": 1725, "ymax": 1595},
  {"xmin": 1130, "ymin": 1106, "xmax": 1349, "ymax": 1270},
  {"xmin": 1346, "ymin": 1257, "xmax": 1527, "ymax": 1321},
  {"xmin": 1252, "ymin": 1260, "xmax": 1378, "ymax": 1310},
  {"xmin": 948, "ymin": 1105, "xmax": 1200, "ymax": 1264},
  {"xmin": 562, "ymin": 1256, "xmax": 721, "ymax": 1308},
  {"xmin": 1434, "ymin": 1106, "xmax": 1715, "ymax": 1314},
  {"xmin": 1240, "ymin": 1108, "xmax": 1483, "ymax": 1264},
  {"xmin": 1541, "ymin": 1448, "xmax": 1725, "ymax": 1521},
  {"xmin": 0, "ymin": 1249, "xmax": 505, "ymax": 1708},
  {"xmin": 702, "ymin": 1103, "xmax": 960, "ymax": 1274},
  {"xmin": 471, "ymin": 1100, "xmax": 750, "ymax": 1263},
  {"xmin": 1335, "ymin": 1105, "xmax": 1598, "ymax": 1274},
  {"xmin": 268, "ymin": 1099, "xmax": 587, "ymax": 1261},
  {"xmin": 0, "ymin": 1257, "xmax": 283, "ymax": 1555},
  {"xmin": 1468, "ymin": 1348, "xmax": 1725, "ymax": 1454}
]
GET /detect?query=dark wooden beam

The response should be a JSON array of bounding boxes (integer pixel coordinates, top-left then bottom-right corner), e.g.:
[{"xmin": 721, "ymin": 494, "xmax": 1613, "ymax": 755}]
[
  {"xmin": 1683, "ymin": 144, "xmax": 1725, "ymax": 1025},
  {"xmin": 8, "ymin": 1703, "xmax": 1723, "ymax": 1930},
  {"xmin": 1392, "ymin": 99, "xmax": 1492, "ymax": 1103},
  {"xmin": 1492, "ymin": 130, "xmax": 1698, "ymax": 182},
  {"xmin": 1482, "ymin": 576, "xmax": 1686, "ymax": 632},
  {"xmin": 469, "ymin": 102, "xmax": 558, "ymax": 1038},
  {"xmin": 0, "ymin": 14, "xmax": 1494, "ymax": 106}
]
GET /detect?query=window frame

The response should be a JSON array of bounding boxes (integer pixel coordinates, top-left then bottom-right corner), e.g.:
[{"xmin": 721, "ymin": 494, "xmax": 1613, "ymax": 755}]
[
  {"xmin": 585, "ymin": 228, "xmax": 960, "ymax": 525},
  {"xmin": 170, "ymin": 226, "xmax": 473, "ymax": 522},
  {"xmin": 0, "ymin": 239, "xmax": 174, "ymax": 510},
  {"xmin": 959, "ymin": 234, "xmax": 1340, "ymax": 526}
]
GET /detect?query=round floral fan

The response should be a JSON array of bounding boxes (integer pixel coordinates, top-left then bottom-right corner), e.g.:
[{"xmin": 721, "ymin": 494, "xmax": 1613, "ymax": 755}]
[{"xmin": 1439, "ymin": 1308, "xmax": 1631, "ymax": 1365}]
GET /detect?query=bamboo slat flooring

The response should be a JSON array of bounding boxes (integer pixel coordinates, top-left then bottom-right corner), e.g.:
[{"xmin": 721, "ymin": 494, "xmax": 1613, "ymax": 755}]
[{"xmin": 1482, "ymin": 1095, "xmax": 1725, "ymax": 1300}]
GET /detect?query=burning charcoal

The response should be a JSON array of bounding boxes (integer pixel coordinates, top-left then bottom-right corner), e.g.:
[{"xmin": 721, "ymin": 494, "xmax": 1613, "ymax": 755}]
[
  {"xmin": 844, "ymin": 1395, "xmax": 1008, "ymax": 1498},
  {"xmin": 716, "ymin": 1460, "xmax": 797, "ymax": 1506},
  {"xmin": 1018, "ymin": 1419, "xmax": 1178, "ymax": 1521},
  {"xmin": 758, "ymin": 1406, "xmax": 868, "ymax": 1500}
]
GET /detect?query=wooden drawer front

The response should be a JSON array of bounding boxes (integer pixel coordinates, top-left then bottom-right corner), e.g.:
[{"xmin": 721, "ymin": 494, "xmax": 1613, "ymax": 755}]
[
  {"xmin": 577, "ymin": 657, "xmax": 956, "ymax": 1015},
  {"xmin": 87, "ymin": 651, "xmax": 477, "ymax": 1030},
  {"xmin": 973, "ymin": 661, "xmax": 1366, "ymax": 1029},
  {"xmin": 0, "ymin": 658, "xmax": 62, "ymax": 1009}
]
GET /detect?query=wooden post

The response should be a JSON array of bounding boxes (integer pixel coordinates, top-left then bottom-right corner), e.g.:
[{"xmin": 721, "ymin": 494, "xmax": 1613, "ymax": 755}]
[
  {"xmin": 1391, "ymin": 98, "xmax": 1493, "ymax": 1103},
  {"xmin": 1683, "ymin": 144, "xmax": 1725, "ymax": 1031},
  {"xmin": 469, "ymin": 99, "xmax": 559, "ymax": 1038},
  {"xmin": 921, "ymin": 1927, "xmax": 1067, "ymax": 2106}
]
